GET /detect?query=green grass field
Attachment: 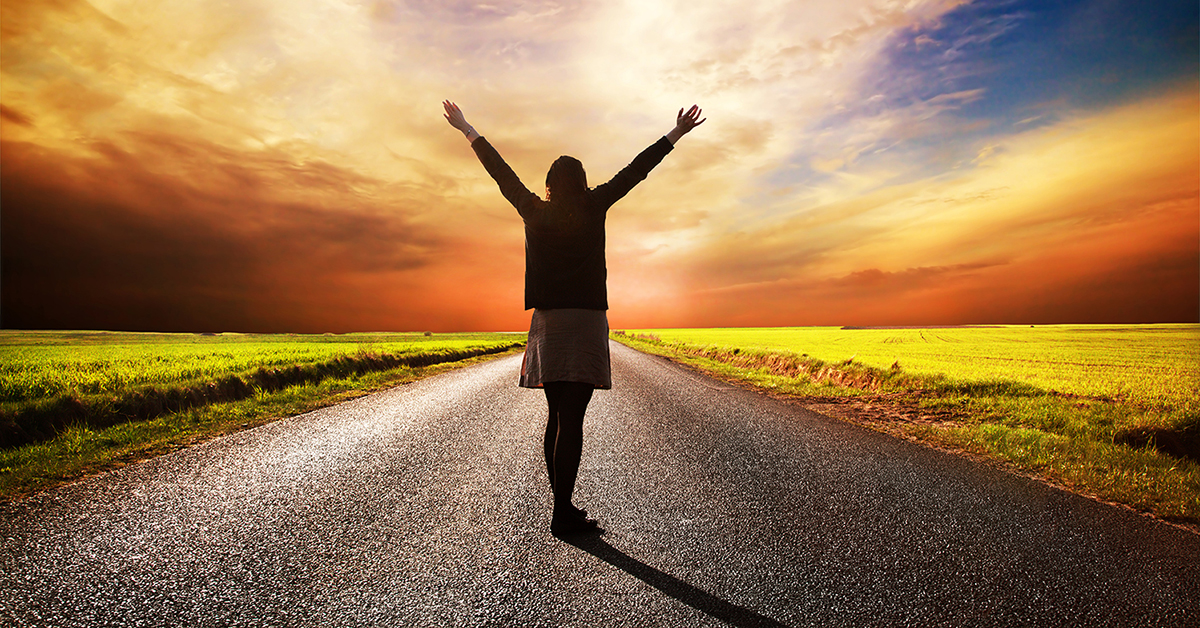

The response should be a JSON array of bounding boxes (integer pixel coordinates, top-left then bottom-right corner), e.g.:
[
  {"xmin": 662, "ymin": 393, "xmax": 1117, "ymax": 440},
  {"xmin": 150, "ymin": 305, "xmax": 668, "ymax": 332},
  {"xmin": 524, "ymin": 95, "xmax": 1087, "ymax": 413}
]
[
  {"xmin": 0, "ymin": 330, "xmax": 525, "ymax": 500},
  {"xmin": 614, "ymin": 324, "xmax": 1200, "ymax": 525},
  {"xmin": 1, "ymin": 330, "xmax": 523, "ymax": 406}
]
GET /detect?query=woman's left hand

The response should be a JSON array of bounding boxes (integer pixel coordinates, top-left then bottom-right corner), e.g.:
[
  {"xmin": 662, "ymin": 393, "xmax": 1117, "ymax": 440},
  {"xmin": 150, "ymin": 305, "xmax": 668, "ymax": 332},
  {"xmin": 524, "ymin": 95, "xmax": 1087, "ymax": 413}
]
[
  {"xmin": 674, "ymin": 105, "xmax": 705, "ymax": 134},
  {"xmin": 666, "ymin": 105, "xmax": 705, "ymax": 144}
]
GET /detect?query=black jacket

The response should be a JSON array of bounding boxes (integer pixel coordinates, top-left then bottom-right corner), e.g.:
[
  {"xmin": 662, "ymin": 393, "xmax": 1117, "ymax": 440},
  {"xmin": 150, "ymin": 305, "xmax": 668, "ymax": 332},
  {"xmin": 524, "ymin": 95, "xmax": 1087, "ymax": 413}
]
[{"xmin": 472, "ymin": 136, "xmax": 674, "ymax": 310}]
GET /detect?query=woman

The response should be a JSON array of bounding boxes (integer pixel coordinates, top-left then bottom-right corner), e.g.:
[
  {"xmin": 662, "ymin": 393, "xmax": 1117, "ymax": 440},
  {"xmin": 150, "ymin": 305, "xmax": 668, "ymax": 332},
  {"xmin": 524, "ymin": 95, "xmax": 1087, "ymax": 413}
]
[{"xmin": 443, "ymin": 100, "xmax": 704, "ymax": 535}]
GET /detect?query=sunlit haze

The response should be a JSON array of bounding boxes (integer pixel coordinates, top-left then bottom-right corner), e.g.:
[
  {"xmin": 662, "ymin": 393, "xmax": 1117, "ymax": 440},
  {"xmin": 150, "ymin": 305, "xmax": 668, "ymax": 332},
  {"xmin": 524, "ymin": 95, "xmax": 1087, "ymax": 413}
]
[{"xmin": 3, "ymin": 0, "xmax": 1197, "ymax": 331}]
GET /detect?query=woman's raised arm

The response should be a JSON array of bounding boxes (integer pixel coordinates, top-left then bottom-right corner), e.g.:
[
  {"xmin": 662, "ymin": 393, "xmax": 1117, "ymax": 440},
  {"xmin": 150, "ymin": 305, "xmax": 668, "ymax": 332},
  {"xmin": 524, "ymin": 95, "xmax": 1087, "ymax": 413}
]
[{"xmin": 445, "ymin": 100, "xmax": 540, "ymax": 214}]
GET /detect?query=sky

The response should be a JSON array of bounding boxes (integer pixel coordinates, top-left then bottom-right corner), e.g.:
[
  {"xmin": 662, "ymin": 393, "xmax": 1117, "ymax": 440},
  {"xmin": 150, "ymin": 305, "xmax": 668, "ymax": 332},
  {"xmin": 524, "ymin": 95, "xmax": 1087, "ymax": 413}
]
[{"xmin": 2, "ymin": 0, "xmax": 1197, "ymax": 332}]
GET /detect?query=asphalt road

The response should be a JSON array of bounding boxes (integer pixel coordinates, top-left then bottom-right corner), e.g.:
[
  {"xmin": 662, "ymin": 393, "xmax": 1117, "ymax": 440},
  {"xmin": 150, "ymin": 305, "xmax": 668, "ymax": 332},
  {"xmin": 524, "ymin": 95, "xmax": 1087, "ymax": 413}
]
[{"xmin": 2, "ymin": 342, "xmax": 1198, "ymax": 627}]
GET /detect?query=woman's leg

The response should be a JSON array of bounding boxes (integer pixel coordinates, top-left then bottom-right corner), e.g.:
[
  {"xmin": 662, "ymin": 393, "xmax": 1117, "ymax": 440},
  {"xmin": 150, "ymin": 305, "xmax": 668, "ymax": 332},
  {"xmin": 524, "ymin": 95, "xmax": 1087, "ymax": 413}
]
[
  {"xmin": 542, "ymin": 381, "xmax": 594, "ymax": 516},
  {"xmin": 543, "ymin": 388, "xmax": 559, "ymax": 491}
]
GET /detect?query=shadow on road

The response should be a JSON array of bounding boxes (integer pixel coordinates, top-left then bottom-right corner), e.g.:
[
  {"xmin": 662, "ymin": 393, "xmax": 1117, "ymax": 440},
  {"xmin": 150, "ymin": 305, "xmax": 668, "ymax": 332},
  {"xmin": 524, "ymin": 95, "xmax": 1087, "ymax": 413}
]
[{"xmin": 563, "ymin": 534, "xmax": 790, "ymax": 628}]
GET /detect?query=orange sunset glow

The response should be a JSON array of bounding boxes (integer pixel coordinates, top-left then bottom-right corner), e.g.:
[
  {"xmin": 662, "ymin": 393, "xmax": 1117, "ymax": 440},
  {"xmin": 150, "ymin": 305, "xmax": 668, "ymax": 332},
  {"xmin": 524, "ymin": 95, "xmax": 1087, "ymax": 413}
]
[{"xmin": 3, "ymin": 0, "xmax": 1197, "ymax": 332}]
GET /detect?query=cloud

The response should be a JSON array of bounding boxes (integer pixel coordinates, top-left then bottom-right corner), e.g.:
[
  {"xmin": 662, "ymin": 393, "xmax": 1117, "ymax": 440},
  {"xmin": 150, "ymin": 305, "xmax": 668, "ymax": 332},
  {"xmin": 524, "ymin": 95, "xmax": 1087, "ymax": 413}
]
[
  {"xmin": 832, "ymin": 263, "xmax": 999, "ymax": 290},
  {"xmin": 0, "ymin": 133, "xmax": 469, "ymax": 331},
  {"xmin": 0, "ymin": 105, "xmax": 33, "ymax": 126}
]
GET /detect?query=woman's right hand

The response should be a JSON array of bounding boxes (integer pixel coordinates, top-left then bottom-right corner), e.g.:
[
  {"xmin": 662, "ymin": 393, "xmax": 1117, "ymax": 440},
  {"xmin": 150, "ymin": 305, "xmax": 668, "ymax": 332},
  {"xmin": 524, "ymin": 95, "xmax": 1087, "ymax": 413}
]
[
  {"xmin": 444, "ymin": 100, "xmax": 481, "ymax": 142},
  {"xmin": 443, "ymin": 100, "xmax": 471, "ymax": 131}
]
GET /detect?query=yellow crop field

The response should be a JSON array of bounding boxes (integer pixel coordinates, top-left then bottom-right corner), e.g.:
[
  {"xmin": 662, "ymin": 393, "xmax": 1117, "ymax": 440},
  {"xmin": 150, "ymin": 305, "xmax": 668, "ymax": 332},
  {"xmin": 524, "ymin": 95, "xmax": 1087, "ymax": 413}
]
[{"xmin": 626, "ymin": 325, "xmax": 1199, "ymax": 411}]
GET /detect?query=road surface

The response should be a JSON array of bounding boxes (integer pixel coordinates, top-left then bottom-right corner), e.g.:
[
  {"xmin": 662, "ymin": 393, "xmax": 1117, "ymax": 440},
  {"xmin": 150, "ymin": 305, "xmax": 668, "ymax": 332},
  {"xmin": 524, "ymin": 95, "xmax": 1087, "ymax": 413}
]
[{"xmin": 2, "ymin": 342, "xmax": 1198, "ymax": 627}]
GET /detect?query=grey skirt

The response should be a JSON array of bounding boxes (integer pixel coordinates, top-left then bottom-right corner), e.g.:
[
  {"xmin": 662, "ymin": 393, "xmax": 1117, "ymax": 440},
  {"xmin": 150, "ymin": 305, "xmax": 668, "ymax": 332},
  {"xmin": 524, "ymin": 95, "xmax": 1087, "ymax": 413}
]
[{"xmin": 519, "ymin": 308, "xmax": 611, "ymax": 389}]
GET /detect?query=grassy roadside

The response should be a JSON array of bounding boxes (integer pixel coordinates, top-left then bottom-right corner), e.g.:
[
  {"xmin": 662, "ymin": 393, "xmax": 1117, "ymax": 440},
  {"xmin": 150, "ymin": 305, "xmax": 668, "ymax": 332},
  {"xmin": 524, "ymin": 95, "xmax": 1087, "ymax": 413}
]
[
  {"xmin": 0, "ymin": 346, "xmax": 524, "ymax": 502},
  {"xmin": 612, "ymin": 332, "xmax": 1200, "ymax": 528}
]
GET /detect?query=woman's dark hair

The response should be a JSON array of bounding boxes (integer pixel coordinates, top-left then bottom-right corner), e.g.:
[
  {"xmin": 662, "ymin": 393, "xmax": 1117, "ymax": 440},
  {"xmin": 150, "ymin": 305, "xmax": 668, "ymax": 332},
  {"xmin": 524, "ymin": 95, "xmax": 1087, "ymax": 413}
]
[{"xmin": 546, "ymin": 155, "xmax": 587, "ymax": 201}]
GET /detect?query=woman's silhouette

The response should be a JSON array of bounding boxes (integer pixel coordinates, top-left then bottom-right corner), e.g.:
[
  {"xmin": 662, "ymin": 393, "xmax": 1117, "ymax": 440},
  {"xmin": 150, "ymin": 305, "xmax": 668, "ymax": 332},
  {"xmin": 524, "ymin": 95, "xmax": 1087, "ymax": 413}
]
[{"xmin": 443, "ymin": 100, "xmax": 704, "ymax": 535}]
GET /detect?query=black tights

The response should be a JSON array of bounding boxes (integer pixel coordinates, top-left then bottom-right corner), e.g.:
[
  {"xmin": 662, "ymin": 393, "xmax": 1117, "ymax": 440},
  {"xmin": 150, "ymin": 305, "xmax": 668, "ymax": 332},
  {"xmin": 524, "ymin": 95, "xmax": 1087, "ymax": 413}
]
[{"xmin": 543, "ymin": 381, "xmax": 594, "ymax": 512}]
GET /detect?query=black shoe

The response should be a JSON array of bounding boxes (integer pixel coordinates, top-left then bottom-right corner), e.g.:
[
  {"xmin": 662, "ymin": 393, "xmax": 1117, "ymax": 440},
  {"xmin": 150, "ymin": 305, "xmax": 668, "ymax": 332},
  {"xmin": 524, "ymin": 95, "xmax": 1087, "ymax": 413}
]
[{"xmin": 551, "ymin": 509, "xmax": 600, "ymax": 536}]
